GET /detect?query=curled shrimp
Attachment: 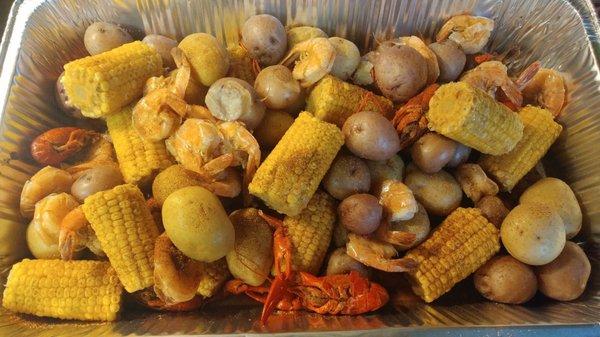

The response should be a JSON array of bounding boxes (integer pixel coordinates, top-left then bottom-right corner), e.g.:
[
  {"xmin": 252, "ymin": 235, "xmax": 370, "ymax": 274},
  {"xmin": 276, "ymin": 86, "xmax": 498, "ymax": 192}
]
[
  {"xmin": 522, "ymin": 68, "xmax": 566, "ymax": 117},
  {"xmin": 436, "ymin": 15, "xmax": 494, "ymax": 54},
  {"xmin": 346, "ymin": 233, "xmax": 417, "ymax": 272},
  {"xmin": 385, "ymin": 36, "xmax": 440, "ymax": 84},
  {"xmin": 154, "ymin": 233, "xmax": 204, "ymax": 304},
  {"xmin": 378, "ymin": 180, "xmax": 419, "ymax": 222},
  {"xmin": 374, "ymin": 220, "xmax": 417, "ymax": 247},
  {"xmin": 281, "ymin": 37, "xmax": 336, "ymax": 87},
  {"xmin": 218, "ymin": 121, "xmax": 261, "ymax": 188},
  {"xmin": 30, "ymin": 193, "xmax": 79, "ymax": 254},
  {"xmin": 133, "ymin": 48, "xmax": 192, "ymax": 141},
  {"xmin": 58, "ymin": 206, "xmax": 104, "ymax": 260},
  {"xmin": 30, "ymin": 127, "xmax": 99, "ymax": 166},
  {"xmin": 461, "ymin": 61, "xmax": 522, "ymax": 106},
  {"xmin": 20, "ymin": 166, "xmax": 73, "ymax": 219}
]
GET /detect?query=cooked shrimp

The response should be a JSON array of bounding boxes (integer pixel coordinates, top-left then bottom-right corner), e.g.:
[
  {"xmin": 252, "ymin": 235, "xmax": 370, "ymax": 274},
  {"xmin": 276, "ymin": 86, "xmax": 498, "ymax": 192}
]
[
  {"xmin": 281, "ymin": 37, "xmax": 336, "ymax": 87},
  {"xmin": 20, "ymin": 166, "xmax": 73, "ymax": 219},
  {"xmin": 378, "ymin": 180, "xmax": 419, "ymax": 222},
  {"xmin": 31, "ymin": 193, "xmax": 79, "ymax": 249},
  {"xmin": 219, "ymin": 121, "xmax": 261, "ymax": 187},
  {"xmin": 391, "ymin": 36, "xmax": 440, "ymax": 84},
  {"xmin": 436, "ymin": 15, "xmax": 494, "ymax": 54},
  {"xmin": 165, "ymin": 118, "xmax": 232, "ymax": 178},
  {"xmin": 58, "ymin": 206, "xmax": 104, "ymax": 260},
  {"xmin": 346, "ymin": 233, "xmax": 417, "ymax": 272},
  {"xmin": 460, "ymin": 61, "xmax": 522, "ymax": 106},
  {"xmin": 201, "ymin": 167, "xmax": 243, "ymax": 198},
  {"xmin": 374, "ymin": 220, "xmax": 417, "ymax": 246},
  {"xmin": 522, "ymin": 68, "xmax": 566, "ymax": 117},
  {"xmin": 154, "ymin": 233, "xmax": 203, "ymax": 304},
  {"xmin": 30, "ymin": 127, "xmax": 99, "ymax": 166},
  {"xmin": 132, "ymin": 48, "xmax": 191, "ymax": 141}
]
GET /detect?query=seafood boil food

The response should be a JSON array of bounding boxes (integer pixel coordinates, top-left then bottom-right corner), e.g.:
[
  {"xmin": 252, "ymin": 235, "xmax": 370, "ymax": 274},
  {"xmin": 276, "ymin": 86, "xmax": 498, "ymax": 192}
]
[{"xmin": 4, "ymin": 13, "xmax": 592, "ymax": 324}]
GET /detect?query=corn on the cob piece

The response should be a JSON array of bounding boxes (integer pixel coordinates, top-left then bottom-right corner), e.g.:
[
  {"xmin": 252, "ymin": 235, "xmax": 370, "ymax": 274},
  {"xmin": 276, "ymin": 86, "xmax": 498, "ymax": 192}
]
[
  {"xmin": 479, "ymin": 106, "xmax": 562, "ymax": 191},
  {"xmin": 427, "ymin": 82, "xmax": 524, "ymax": 155},
  {"xmin": 2, "ymin": 259, "xmax": 122, "ymax": 321},
  {"xmin": 82, "ymin": 184, "xmax": 159, "ymax": 293},
  {"xmin": 306, "ymin": 75, "xmax": 394, "ymax": 127},
  {"xmin": 106, "ymin": 105, "xmax": 173, "ymax": 185},
  {"xmin": 62, "ymin": 41, "xmax": 163, "ymax": 118},
  {"xmin": 227, "ymin": 45, "xmax": 256, "ymax": 84},
  {"xmin": 276, "ymin": 191, "xmax": 336, "ymax": 274},
  {"xmin": 404, "ymin": 207, "xmax": 500, "ymax": 302},
  {"xmin": 196, "ymin": 258, "xmax": 230, "ymax": 298},
  {"xmin": 249, "ymin": 112, "xmax": 343, "ymax": 216}
]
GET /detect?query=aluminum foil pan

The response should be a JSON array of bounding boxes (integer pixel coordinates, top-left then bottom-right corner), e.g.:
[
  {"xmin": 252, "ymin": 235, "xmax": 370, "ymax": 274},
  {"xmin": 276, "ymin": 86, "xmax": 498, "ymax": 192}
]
[{"xmin": 0, "ymin": 0, "xmax": 599, "ymax": 335}]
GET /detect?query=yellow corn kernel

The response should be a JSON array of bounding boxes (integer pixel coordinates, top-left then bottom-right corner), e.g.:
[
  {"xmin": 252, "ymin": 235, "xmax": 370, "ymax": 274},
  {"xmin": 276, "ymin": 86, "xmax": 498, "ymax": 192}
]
[
  {"xmin": 427, "ymin": 82, "xmax": 524, "ymax": 155},
  {"xmin": 249, "ymin": 112, "xmax": 343, "ymax": 216},
  {"xmin": 405, "ymin": 207, "xmax": 500, "ymax": 302},
  {"xmin": 479, "ymin": 106, "xmax": 562, "ymax": 191},
  {"xmin": 62, "ymin": 41, "xmax": 163, "ymax": 118},
  {"xmin": 82, "ymin": 184, "xmax": 159, "ymax": 293},
  {"xmin": 196, "ymin": 258, "xmax": 230, "ymax": 298},
  {"xmin": 278, "ymin": 191, "xmax": 336, "ymax": 274},
  {"xmin": 2, "ymin": 259, "xmax": 122, "ymax": 321},
  {"xmin": 106, "ymin": 105, "xmax": 173, "ymax": 185},
  {"xmin": 306, "ymin": 75, "xmax": 394, "ymax": 127},
  {"xmin": 227, "ymin": 44, "xmax": 256, "ymax": 84}
]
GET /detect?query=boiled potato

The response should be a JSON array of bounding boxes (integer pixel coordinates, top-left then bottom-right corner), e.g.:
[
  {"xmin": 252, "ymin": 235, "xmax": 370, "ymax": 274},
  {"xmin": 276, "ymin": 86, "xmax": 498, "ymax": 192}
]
[
  {"xmin": 152, "ymin": 165, "xmax": 203, "ymax": 206},
  {"xmin": 71, "ymin": 165, "xmax": 123, "ymax": 202},
  {"xmin": 342, "ymin": 111, "xmax": 401, "ymax": 161},
  {"xmin": 410, "ymin": 132, "xmax": 457, "ymax": 173},
  {"xmin": 366, "ymin": 155, "xmax": 405, "ymax": 193},
  {"xmin": 323, "ymin": 154, "xmax": 371, "ymax": 200},
  {"xmin": 242, "ymin": 14, "xmax": 287, "ymax": 66},
  {"xmin": 338, "ymin": 194, "xmax": 382, "ymax": 235},
  {"xmin": 520, "ymin": 177, "xmax": 582, "ymax": 239},
  {"xmin": 162, "ymin": 186, "xmax": 234, "ymax": 262},
  {"xmin": 446, "ymin": 143, "xmax": 471, "ymax": 168},
  {"xmin": 501, "ymin": 203, "xmax": 565, "ymax": 266},
  {"xmin": 84, "ymin": 22, "xmax": 133, "ymax": 55},
  {"xmin": 254, "ymin": 65, "xmax": 301, "ymax": 110},
  {"xmin": 179, "ymin": 33, "xmax": 230, "ymax": 86},
  {"xmin": 253, "ymin": 110, "xmax": 294, "ymax": 148},
  {"xmin": 205, "ymin": 77, "xmax": 266, "ymax": 130},
  {"xmin": 390, "ymin": 202, "xmax": 430, "ymax": 251},
  {"xmin": 325, "ymin": 248, "xmax": 370, "ymax": 277},
  {"xmin": 404, "ymin": 164, "xmax": 462, "ymax": 216},
  {"xmin": 328, "ymin": 37, "xmax": 361, "ymax": 80},
  {"xmin": 536, "ymin": 241, "xmax": 591, "ymax": 301},
  {"xmin": 428, "ymin": 40, "xmax": 466, "ymax": 82},
  {"xmin": 474, "ymin": 255, "xmax": 537, "ymax": 304},
  {"xmin": 286, "ymin": 26, "xmax": 327, "ymax": 50},
  {"xmin": 142, "ymin": 34, "xmax": 178, "ymax": 68},
  {"xmin": 332, "ymin": 222, "xmax": 349, "ymax": 248},
  {"xmin": 226, "ymin": 208, "xmax": 273, "ymax": 286},
  {"xmin": 372, "ymin": 44, "xmax": 427, "ymax": 102},
  {"xmin": 476, "ymin": 195, "xmax": 509, "ymax": 228}
]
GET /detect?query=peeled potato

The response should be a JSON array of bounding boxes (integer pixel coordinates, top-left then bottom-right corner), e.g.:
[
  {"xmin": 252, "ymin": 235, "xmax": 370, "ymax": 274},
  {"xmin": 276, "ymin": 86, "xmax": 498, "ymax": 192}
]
[
  {"xmin": 162, "ymin": 186, "xmax": 234, "ymax": 262},
  {"xmin": 501, "ymin": 203, "xmax": 565, "ymax": 266},
  {"xmin": 536, "ymin": 241, "xmax": 591, "ymax": 301},
  {"xmin": 520, "ymin": 177, "xmax": 582, "ymax": 239},
  {"xmin": 474, "ymin": 255, "xmax": 537, "ymax": 304},
  {"xmin": 404, "ymin": 164, "xmax": 462, "ymax": 216}
]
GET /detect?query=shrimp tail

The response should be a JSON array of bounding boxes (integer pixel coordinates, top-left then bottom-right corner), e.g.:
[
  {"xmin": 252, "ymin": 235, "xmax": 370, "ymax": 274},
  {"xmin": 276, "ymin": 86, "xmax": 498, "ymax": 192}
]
[{"xmin": 58, "ymin": 230, "xmax": 77, "ymax": 261}]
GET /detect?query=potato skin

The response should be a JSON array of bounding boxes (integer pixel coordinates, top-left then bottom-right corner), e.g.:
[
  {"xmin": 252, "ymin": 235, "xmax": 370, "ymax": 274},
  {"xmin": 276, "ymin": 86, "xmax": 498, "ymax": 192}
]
[
  {"xmin": 342, "ymin": 111, "xmax": 401, "ymax": 161},
  {"xmin": 536, "ymin": 241, "xmax": 591, "ymax": 301},
  {"xmin": 71, "ymin": 165, "xmax": 123, "ymax": 202},
  {"xmin": 253, "ymin": 110, "xmax": 294, "ymax": 148},
  {"xmin": 162, "ymin": 186, "xmax": 234, "ymax": 262},
  {"xmin": 323, "ymin": 154, "xmax": 371, "ymax": 200},
  {"xmin": 152, "ymin": 165, "xmax": 202, "ymax": 206},
  {"xmin": 474, "ymin": 255, "xmax": 537, "ymax": 304},
  {"xmin": 403, "ymin": 164, "xmax": 462, "ymax": 216},
  {"xmin": 476, "ymin": 195, "xmax": 509, "ymax": 228},
  {"xmin": 373, "ymin": 45, "xmax": 428, "ymax": 102},
  {"xmin": 338, "ymin": 194, "xmax": 382, "ymax": 235},
  {"xmin": 410, "ymin": 132, "xmax": 457, "ymax": 174},
  {"xmin": 242, "ymin": 14, "xmax": 287, "ymax": 66},
  {"xmin": 226, "ymin": 208, "xmax": 273, "ymax": 286},
  {"xmin": 520, "ymin": 177, "xmax": 582, "ymax": 239},
  {"xmin": 366, "ymin": 155, "xmax": 405, "ymax": 193},
  {"xmin": 501, "ymin": 203, "xmax": 565, "ymax": 266}
]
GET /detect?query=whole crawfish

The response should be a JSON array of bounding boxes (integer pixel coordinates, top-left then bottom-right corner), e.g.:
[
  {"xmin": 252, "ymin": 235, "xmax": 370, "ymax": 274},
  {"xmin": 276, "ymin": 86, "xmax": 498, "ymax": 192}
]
[
  {"xmin": 391, "ymin": 84, "xmax": 439, "ymax": 150},
  {"xmin": 225, "ymin": 211, "xmax": 389, "ymax": 324},
  {"xmin": 30, "ymin": 127, "xmax": 98, "ymax": 166}
]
